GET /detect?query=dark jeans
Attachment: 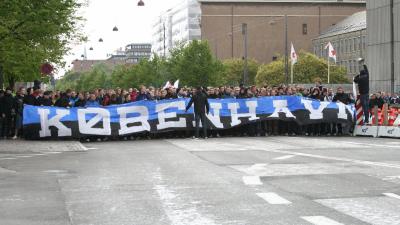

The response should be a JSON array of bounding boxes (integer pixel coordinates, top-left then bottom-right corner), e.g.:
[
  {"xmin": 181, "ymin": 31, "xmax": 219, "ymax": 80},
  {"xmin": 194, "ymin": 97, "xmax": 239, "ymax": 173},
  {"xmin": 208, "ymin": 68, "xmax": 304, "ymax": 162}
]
[
  {"xmin": 195, "ymin": 113, "xmax": 207, "ymax": 138},
  {"xmin": 360, "ymin": 94, "xmax": 369, "ymax": 123},
  {"xmin": 0, "ymin": 116, "xmax": 12, "ymax": 137}
]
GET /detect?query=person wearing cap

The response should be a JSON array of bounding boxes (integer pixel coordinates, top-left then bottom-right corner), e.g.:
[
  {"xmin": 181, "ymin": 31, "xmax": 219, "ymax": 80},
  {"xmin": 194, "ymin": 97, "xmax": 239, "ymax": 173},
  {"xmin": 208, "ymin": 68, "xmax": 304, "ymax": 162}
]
[{"xmin": 354, "ymin": 58, "xmax": 370, "ymax": 123}]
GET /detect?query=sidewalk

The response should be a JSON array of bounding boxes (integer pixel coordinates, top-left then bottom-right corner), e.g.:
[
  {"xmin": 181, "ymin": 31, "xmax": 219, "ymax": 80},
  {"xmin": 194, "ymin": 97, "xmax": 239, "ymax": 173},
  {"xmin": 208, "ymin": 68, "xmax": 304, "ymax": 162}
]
[{"xmin": 0, "ymin": 140, "xmax": 87, "ymax": 154}]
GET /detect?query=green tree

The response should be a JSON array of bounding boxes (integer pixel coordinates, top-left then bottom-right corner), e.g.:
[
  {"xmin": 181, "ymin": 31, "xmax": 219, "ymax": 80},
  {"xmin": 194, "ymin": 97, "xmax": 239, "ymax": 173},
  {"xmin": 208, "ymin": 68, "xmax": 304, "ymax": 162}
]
[
  {"xmin": 0, "ymin": 0, "xmax": 85, "ymax": 88},
  {"xmin": 221, "ymin": 58, "xmax": 260, "ymax": 86},
  {"xmin": 256, "ymin": 51, "xmax": 349, "ymax": 86},
  {"xmin": 167, "ymin": 40, "xmax": 224, "ymax": 87}
]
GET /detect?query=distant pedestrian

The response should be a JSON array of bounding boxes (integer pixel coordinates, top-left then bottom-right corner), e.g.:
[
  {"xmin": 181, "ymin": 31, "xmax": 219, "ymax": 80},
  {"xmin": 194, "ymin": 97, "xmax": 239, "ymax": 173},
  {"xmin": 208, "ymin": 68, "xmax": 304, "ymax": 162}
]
[{"xmin": 185, "ymin": 87, "xmax": 210, "ymax": 139}]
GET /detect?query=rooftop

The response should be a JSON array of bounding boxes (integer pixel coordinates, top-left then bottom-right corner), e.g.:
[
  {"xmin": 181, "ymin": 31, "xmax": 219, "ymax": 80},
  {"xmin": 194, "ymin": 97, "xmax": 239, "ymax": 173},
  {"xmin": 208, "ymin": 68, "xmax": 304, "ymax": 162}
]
[{"xmin": 317, "ymin": 10, "xmax": 366, "ymax": 39}]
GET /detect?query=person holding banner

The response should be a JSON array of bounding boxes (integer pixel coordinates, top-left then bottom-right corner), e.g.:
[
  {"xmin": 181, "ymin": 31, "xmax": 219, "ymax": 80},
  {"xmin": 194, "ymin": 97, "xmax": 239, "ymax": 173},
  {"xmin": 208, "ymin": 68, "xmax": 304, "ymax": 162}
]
[
  {"xmin": 185, "ymin": 87, "xmax": 210, "ymax": 139},
  {"xmin": 354, "ymin": 58, "xmax": 369, "ymax": 124}
]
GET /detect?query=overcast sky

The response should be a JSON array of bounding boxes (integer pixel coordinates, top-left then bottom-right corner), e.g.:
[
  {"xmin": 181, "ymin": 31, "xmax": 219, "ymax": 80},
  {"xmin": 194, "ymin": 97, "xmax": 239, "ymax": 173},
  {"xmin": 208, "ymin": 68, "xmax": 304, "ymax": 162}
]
[{"xmin": 61, "ymin": 0, "xmax": 182, "ymax": 76}]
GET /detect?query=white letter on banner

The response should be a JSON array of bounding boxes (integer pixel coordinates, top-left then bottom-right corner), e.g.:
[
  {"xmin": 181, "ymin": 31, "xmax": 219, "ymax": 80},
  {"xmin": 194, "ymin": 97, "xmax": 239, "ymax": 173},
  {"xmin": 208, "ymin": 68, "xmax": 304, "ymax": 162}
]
[
  {"xmin": 38, "ymin": 108, "xmax": 71, "ymax": 137},
  {"xmin": 118, "ymin": 106, "xmax": 150, "ymax": 135},
  {"xmin": 206, "ymin": 103, "xmax": 224, "ymax": 128},
  {"xmin": 156, "ymin": 101, "xmax": 186, "ymax": 130},
  {"xmin": 301, "ymin": 99, "xmax": 330, "ymax": 120},
  {"xmin": 337, "ymin": 102, "xmax": 353, "ymax": 120},
  {"xmin": 78, "ymin": 108, "xmax": 111, "ymax": 135},
  {"xmin": 228, "ymin": 101, "xmax": 259, "ymax": 126},
  {"xmin": 269, "ymin": 100, "xmax": 296, "ymax": 118}
]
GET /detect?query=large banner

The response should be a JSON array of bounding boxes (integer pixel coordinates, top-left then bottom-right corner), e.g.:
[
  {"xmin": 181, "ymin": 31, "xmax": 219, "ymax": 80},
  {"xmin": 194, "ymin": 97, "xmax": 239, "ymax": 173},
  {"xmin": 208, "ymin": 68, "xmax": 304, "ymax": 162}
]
[{"xmin": 23, "ymin": 96, "xmax": 355, "ymax": 139}]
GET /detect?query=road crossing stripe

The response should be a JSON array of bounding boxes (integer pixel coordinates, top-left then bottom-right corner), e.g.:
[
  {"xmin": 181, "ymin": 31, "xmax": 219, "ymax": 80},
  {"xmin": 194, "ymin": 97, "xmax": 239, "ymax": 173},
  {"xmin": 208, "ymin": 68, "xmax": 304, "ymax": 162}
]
[
  {"xmin": 242, "ymin": 176, "xmax": 262, "ymax": 185},
  {"xmin": 274, "ymin": 155, "xmax": 295, "ymax": 160},
  {"xmin": 256, "ymin": 192, "xmax": 291, "ymax": 205},
  {"xmin": 0, "ymin": 158, "xmax": 16, "ymax": 160},
  {"xmin": 46, "ymin": 152, "xmax": 62, "ymax": 154},
  {"xmin": 301, "ymin": 216, "xmax": 344, "ymax": 225},
  {"xmin": 248, "ymin": 146, "xmax": 400, "ymax": 169},
  {"xmin": 16, "ymin": 155, "xmax": 33, "ymax": 158},
  {"xmin": 343, "ymin": 141, "xmax": 400, "ymax": 148},
  {"xmin": 383, "ymin": 193, "xmax": 400, "ymax": 200}
]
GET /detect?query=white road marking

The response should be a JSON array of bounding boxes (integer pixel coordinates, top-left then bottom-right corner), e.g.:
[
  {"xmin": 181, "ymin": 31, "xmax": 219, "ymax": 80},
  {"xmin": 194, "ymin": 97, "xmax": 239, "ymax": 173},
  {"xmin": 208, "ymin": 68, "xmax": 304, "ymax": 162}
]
[
  {"xmin": 0, "ymin": 158, "xmax": 16, "ymax": 160},
  {"xmin": 16, "ymin": 155, "xmax": 33, "ymax": 158},
  {"xmin": 46, "ymin": 152, "xmax": 62, "ymax": 154},
  {"xmin": 301, "ymin": 216, "xmax": 344, "ymax": 225},
  {"xmin": 242, "ymin": 176, "xmax": 262, "ymax": 185},
  {"xmin": 248, "ymin": 146, "xmax": 400, "ymax": 169},
  {"xmin": 86, "ymin": 148, "xmax": 98, "ymax": 150},
  {"xmin": 256, "ymin": 192, "xmax": 291, "ymax": 205},
  {"xmin": 383, "ymin": 193, "xmax": 400, "ymax": 200},
  {"xmin": 383, "ymin": 175, "xmax": 400, "ymax": 181},
  {"xmin": 274, "ymin": 155, "xmax": 295, "ymax": 160},
  {"xmin": 343, "ymin": 141, "xmax": 400, "ymax": 149},
  {"xmin": 77, "ymin": 142, "xmax": 89, "ymax": 151},
  {"xmin": 153, "ymin": 169, "xmax": 217, "ymax": 225}
]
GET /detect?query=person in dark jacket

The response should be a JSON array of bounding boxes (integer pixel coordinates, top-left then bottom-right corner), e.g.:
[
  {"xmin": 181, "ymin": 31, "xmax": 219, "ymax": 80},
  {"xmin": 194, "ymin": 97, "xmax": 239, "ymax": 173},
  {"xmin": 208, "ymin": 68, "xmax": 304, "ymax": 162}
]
[
  {"xmin": 54, "ymin": 92, "xmax": 70, "ymax": 108},
  {"xmin": 185, "ymin": 87, "xmax": 210, "ymax": 139},
  {"xmin": 1, "ymin": 88, "xmax": 15, "ymax": 138},
  {"xmin": 38, "ymin": 91, "xmax": 54, "ymax": 106},
  {"xmin": 136, "ymin": 86, "xmax": 151, "ymax": 101},
  {"xmin": 13, "ymin": 87, "xmax": 25, "ymax": 139},
  {"xmin": 354, "ymin": 59, "xmax": 369, "ymax": 123},
  {"xmin": 332, "ymin": 87, "xmax": 352, "ymax": 135},
  {"xmin": 369, "ymin": 93, "xmax": 384, "ymax": 110},
  {"xmin": 23, "ymin": 87, "xmax": 40, "ymax": 106},
  {"xmin": 333, "ymin": 87, "xmax": 352, "ymax": 105},
  {"xmin": 0, "ymin": 90, "xmax": 5, "ymax": 139},
  {"xmin": 74, "ymin": 93, "xmax": 87, "ymax": 107}
]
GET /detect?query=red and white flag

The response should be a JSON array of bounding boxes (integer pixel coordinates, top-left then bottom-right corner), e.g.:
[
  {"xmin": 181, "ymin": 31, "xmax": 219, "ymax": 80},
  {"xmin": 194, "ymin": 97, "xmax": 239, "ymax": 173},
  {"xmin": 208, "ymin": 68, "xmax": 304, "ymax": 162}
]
[
  {"xmin": 325, "ymin": 42, "xmax": 337, "ymax": 63},
  {"xmin": 290, "ymin": 43, "xmax": 298, "ymax": 65}
]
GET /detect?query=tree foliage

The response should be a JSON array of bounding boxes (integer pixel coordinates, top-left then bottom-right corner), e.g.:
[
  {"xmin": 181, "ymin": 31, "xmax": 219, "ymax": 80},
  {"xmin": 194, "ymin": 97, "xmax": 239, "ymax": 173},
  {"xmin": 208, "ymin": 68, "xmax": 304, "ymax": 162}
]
[
  {"xmin": 221, "ymin": 58, "xmax": 259, "ymax": 86},
  {"xmin": 0, "ymin": 0, "xmax": 85, "ymax": 88},
  {"xmin": 256, "ymin": 51, "xmax": 349, "ymax": 86},
  {"xmin": 167, "ymin": 40, "xmax": 224, "ymax": 87}
]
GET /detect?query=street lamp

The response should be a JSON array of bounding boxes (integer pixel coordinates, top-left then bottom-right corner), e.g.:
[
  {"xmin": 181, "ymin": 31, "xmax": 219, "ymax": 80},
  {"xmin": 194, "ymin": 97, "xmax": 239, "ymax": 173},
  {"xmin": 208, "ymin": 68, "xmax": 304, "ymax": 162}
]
[
  {"xmin": 269, "ymin": 15, "xmax": 289, "ymax": 86},
  {"xmin": 137, "ymin": 0, "xmax": 144, "ymax": 6},
  {"xmin": 98, "ymin": 38, "xmax": 103, "ymax": 42},
  {"xmin": 113, "ymin": 26, "xmax": 119, "ymax": 32},
  {"xmin": 89, "ymin": 47, "xmax": 93, "ymax": 50}
]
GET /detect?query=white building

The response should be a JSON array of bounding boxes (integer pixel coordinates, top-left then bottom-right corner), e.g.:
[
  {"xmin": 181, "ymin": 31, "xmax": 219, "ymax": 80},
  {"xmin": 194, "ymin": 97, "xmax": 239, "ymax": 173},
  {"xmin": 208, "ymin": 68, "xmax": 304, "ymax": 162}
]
[{"xmin": 152, "ymin": 0, "xmax": 201, "ymax": 56}]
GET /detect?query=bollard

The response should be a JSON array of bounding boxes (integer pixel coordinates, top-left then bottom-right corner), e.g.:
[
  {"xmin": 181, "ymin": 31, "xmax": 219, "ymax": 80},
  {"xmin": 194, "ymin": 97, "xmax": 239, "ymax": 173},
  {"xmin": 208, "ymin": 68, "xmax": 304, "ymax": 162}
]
[{"xmin": 383, "ymin": 103, "xmax": 389, "ymax": 126}]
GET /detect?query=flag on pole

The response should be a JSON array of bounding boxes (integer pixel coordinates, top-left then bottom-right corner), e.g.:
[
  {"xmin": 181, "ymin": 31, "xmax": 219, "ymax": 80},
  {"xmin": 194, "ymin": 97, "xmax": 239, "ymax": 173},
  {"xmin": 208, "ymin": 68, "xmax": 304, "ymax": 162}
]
[
  {"xmin": 325, "ymin": 42, "xmax": 337, "ymax": 63},
  {"xmin": 163, "ymin": 81, "xmax": 171, "ymax": 90},
  {"xmin": 290, "ymin": 43, "xmax": 298, "ymax": 65},
  {"xmin": 173, "ymin": 80, "xmax": 179, "ymax": 89}
]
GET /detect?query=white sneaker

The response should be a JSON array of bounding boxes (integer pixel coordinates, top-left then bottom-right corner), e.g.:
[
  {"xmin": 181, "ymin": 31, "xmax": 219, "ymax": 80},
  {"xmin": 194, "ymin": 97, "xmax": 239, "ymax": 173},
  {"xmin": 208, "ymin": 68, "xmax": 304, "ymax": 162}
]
[{"xmin": 12, "ymin": 136, "xmax": 17, "ymax": 140}]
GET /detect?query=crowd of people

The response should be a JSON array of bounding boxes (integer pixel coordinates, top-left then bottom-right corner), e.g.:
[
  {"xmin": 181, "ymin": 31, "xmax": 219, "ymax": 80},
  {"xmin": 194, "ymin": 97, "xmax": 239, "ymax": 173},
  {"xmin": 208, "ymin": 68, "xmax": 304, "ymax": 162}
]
[{"xmin": 1, "ymin": 82, "xmax": 399, "ymax": 140}]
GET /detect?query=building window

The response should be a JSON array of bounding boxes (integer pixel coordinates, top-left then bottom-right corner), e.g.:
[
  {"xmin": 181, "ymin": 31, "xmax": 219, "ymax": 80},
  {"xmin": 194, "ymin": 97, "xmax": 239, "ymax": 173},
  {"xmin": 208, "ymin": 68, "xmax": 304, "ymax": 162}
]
[{"xmin": 302, "ymin": 24, "xmax": 308, "ymax": 35}]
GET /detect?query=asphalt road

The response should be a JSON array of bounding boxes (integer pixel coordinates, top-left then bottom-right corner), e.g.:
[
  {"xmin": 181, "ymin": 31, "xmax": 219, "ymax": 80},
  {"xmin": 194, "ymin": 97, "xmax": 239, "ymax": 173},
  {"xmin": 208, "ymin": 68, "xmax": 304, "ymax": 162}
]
[{"xmin": 1, "ymin": 136, "xmax": 400, "ymax": 225}]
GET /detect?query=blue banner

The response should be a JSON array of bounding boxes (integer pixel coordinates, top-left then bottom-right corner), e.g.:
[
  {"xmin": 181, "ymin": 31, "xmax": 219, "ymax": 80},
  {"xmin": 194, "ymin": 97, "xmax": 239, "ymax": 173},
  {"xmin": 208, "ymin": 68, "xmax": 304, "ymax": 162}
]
[{"xmin": 23, "ymin": 96, "xmax": 355, "ymax": 139}]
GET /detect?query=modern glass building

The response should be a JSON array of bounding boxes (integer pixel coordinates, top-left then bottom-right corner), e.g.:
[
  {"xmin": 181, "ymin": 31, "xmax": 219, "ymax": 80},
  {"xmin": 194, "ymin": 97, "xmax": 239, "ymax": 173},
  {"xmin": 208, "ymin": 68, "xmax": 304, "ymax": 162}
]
[
  {"xmin": 125, "ymin": 43, "xmax": 152, "ymax": 64},
  {"xmin": 152, "ymin": 0, "xmax": 201, "ymax": 56}
]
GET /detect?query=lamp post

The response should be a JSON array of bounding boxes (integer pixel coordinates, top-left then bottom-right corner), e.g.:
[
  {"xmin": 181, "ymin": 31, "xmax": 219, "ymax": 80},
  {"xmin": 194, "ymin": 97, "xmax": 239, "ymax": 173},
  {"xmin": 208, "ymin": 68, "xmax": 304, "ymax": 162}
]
[
  {"xmin": 284, "ymin": 14, "xmax": 289, "ymax": 86},
  {"xmin": 242, "ymin": 23, "xmax": 248, "ymax": 86},
  {"xmin": 269, "ymin": 15, "xmax": 289, "ymax": 86}
]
